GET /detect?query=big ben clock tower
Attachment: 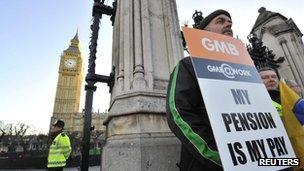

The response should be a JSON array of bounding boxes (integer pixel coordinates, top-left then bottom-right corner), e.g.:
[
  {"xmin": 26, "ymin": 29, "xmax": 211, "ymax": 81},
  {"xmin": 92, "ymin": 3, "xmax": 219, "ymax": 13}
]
[{"xmin": 51, "ymin": 31, "xmax": 83, "ymax": 131}]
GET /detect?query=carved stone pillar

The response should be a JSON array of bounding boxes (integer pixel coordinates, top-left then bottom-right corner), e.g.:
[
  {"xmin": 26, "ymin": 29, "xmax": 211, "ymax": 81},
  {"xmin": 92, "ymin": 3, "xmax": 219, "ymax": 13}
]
[
  {"xmin": 279, "ymin": 37, "xmax": 304, "ymax": 87},
  {"xmin": 102, "ymin": 0, "xmax": 184, "ymax": 170}
]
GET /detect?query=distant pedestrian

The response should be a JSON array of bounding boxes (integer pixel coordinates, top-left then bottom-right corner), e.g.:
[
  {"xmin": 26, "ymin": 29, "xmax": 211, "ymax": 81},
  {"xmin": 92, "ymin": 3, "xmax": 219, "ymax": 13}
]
[{"xmin": 47, "ymin": 120, "xmax": 71, "ymax": 171}]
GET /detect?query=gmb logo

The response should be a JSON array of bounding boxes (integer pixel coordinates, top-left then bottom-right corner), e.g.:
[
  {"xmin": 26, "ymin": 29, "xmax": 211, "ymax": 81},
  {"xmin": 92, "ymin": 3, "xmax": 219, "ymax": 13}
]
[{"xmin": 207, "ymin": 63, "xmax": 251, "ymax": 79}]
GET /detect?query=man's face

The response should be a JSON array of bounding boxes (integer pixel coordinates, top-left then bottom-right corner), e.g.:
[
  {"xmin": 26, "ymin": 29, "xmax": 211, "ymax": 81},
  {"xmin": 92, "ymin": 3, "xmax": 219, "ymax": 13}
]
[
  {"xmin": 205, "ymin": 14, "xmax": 233, "ymax": 37},
  {"xmin": 51, "ymin": 126, "xmax": 62, "ymax": 133},
  {"xmin": 259, "ymin": 70, "xmax": 279, "ymax": 91}
]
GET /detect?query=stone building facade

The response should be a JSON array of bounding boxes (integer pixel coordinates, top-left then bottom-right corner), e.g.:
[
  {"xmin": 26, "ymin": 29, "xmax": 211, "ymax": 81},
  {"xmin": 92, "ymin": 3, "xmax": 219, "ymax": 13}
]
[{"xmin": 251, "ymin": 7, "xmax": 304, "ymax": 95}]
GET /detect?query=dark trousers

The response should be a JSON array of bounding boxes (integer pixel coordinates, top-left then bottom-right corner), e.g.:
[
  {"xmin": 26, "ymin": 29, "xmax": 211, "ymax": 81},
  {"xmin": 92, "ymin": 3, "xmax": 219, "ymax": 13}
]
[
  {"xmin": 47, "ymin": 167, "xmax": 63, "ymax": 171},
  {"xmin": 179, "ymin": 146, "xmax": 223, "ymax": 171}
]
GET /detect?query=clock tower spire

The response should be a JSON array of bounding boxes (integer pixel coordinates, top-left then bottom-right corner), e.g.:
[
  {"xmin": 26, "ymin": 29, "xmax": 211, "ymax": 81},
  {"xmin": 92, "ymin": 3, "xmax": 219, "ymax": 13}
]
[{"xmin": 51, "ymin": 31, "xmax": 83, "ymax": 131}]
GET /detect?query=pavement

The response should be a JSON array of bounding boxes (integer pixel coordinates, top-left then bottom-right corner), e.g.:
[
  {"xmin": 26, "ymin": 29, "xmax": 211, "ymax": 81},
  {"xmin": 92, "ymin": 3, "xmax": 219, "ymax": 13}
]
[{"xmin": 0, "ymin": 166, "xmax": 100, "ymax": 171}]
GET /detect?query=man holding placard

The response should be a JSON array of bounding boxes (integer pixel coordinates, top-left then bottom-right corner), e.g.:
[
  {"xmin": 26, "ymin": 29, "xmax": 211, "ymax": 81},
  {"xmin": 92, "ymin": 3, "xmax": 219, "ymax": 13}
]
[
  {"xmin": 167, "ymin": 9, "xmax": 296, "ymax": 171},
  {"xmin": 166, "ymin": 10, "xmax": 233, "ymax": 171}
]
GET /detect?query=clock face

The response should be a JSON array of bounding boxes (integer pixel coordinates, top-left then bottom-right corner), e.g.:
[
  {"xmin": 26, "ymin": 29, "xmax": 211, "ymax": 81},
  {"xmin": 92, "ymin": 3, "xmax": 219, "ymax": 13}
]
[{"xmin": 64, "ymin": 59, "xmax": 76, "ymax": 68}]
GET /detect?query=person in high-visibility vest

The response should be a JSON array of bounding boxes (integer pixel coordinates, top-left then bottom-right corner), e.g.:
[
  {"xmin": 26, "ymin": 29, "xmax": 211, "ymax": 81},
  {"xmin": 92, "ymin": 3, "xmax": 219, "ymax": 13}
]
[
  {"xmin": 259, "ymin": 67, "xmax": 304, "ymax": 124},
  {"xmin": 259, "ymin": 67, "xmax": 304, "ymax": 170},
  {"xmin": 47, "ymin": 119, "xmax": 71, "ymax": 171}
]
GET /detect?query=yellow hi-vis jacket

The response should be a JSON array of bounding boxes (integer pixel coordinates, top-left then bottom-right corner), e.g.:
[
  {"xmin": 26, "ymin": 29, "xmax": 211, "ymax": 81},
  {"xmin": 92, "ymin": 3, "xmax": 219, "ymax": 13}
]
[
  {"xmin": 272, "ymin": 100, "xmax": 282, "ymax": 116},
  {"xmin": 47, "ymin": 132, "xmax": 71, "ymax": 168}
]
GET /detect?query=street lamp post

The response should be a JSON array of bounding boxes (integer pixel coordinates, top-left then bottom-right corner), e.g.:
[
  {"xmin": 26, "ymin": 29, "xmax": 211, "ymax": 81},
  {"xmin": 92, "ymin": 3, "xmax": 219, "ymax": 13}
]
[{"xmin": 80, "ymin": 0, "xmax": 116, "ymax": 171}]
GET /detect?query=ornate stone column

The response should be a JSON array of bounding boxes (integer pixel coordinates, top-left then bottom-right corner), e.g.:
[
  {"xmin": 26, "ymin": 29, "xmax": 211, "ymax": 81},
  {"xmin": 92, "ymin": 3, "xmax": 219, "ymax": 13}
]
[
  {"xmin": 102, "ymin": 0, "xmax": 183, "ymax": 170},
  {"xmin": 279, "ymin": 37, "xmax": 304, "ymax": 87}
]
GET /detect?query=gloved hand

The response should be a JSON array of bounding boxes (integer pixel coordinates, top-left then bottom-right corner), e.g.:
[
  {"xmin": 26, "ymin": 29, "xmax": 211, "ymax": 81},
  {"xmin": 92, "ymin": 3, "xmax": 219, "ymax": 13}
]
[{"xmin": 293, "ymin": 98, "xmax": 304, "ymax": 125}]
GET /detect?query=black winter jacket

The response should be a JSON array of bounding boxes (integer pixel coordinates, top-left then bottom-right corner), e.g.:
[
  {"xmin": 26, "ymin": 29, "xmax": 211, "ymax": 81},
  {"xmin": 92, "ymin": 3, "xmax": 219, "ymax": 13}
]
[{"xmin": 166, "ymin": 57, "xmax": 223, "ymax": 171}]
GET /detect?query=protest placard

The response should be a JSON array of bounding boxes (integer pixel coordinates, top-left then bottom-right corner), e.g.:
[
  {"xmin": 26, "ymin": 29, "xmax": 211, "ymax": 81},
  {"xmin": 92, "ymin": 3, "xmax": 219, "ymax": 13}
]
[{"xmin": 182, "ymin": 27, "xmax": 296, "ymax": 171}]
